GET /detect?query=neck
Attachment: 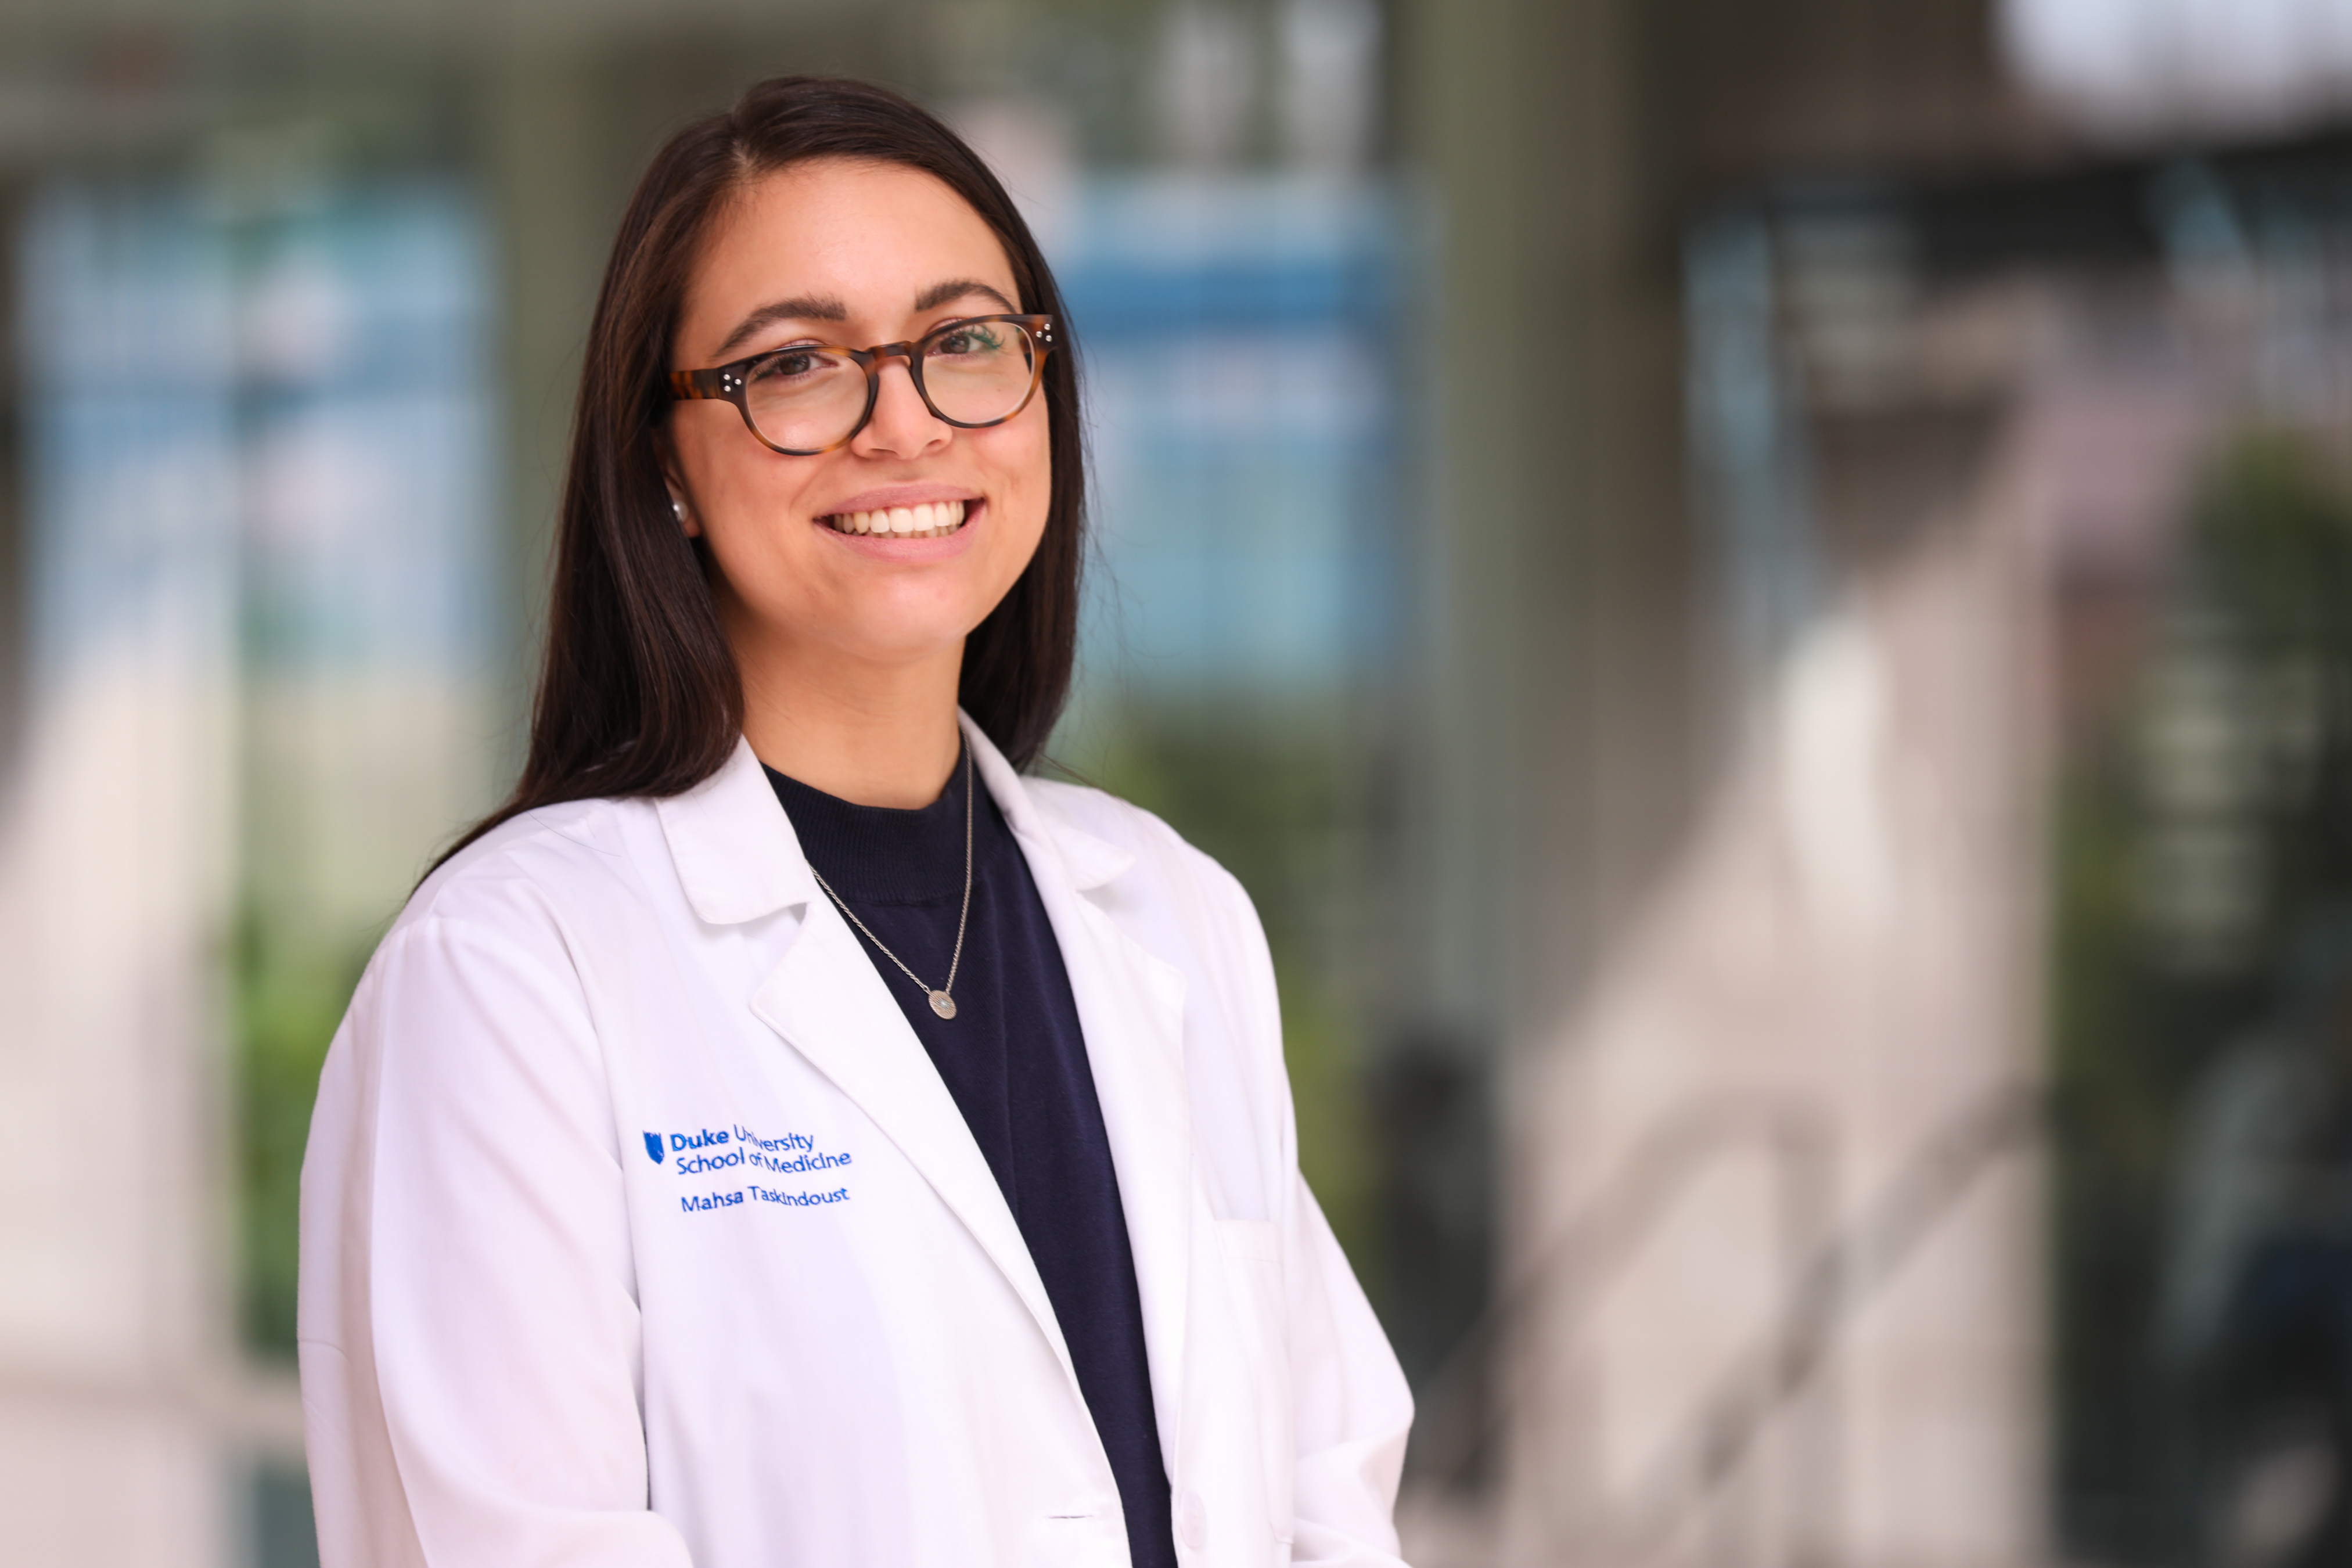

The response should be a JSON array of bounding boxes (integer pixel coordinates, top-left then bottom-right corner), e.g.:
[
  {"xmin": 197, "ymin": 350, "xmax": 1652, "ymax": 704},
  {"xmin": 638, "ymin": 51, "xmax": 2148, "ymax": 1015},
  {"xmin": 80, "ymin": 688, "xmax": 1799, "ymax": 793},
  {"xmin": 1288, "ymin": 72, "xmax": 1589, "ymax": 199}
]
[{"xmin": 735, "ymin": 635, "xmax": 966, "ymax": 810}]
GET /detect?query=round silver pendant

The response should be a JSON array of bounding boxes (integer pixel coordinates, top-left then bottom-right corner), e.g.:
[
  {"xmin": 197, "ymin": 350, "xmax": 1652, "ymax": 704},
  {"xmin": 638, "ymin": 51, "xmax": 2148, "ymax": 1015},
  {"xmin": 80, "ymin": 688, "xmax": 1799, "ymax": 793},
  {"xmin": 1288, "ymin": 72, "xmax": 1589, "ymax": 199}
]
[{"xmin": 928, "ymin": 990, "xmax": 957, "ymax": 1020}]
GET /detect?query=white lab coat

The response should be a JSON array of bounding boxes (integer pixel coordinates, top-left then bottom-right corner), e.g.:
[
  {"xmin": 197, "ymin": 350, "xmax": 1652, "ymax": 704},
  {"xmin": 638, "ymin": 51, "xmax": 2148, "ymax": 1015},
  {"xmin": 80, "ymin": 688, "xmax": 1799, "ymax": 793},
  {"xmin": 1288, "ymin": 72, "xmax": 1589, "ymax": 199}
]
[{"xmin": 299, "ymin": 717, "xmax": 1415, "ymax": 1568}]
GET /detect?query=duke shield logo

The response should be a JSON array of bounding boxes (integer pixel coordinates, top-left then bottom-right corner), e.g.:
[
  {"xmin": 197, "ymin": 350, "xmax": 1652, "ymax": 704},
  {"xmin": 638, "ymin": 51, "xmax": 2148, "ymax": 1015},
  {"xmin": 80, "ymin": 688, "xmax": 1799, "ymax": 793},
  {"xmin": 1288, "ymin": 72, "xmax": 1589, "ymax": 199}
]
[{"xmin": 643, "ymin": 1132, "xmax": 666, "ymax": 1164}]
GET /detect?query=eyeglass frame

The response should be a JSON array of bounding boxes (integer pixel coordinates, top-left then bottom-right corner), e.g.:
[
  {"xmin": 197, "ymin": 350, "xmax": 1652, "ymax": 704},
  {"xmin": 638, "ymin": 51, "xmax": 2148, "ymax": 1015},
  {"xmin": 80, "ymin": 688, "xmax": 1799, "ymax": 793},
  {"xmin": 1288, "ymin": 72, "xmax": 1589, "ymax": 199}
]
[{"xmin": 666, "ymin": 312, "xmax": 1056, "ymax": 456}]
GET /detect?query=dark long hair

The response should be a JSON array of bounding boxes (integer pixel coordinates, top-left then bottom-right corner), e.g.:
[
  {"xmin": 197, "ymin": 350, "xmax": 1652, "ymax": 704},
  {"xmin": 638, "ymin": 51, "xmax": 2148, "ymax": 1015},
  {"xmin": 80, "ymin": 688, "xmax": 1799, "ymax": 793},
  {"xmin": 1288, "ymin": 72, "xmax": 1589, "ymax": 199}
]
[{"xmin": 441, "ymin": 76, "xmax": 1084, "ymax": 866}]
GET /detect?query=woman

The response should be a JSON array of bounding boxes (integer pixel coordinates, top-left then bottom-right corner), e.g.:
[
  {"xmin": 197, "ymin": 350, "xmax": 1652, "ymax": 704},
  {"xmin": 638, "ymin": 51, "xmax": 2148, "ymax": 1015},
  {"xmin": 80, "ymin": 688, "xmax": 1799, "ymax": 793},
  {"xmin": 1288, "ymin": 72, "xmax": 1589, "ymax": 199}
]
[{"xmin": 298, "ymin": 75, "xmax": 1413, "ymax": 1568}]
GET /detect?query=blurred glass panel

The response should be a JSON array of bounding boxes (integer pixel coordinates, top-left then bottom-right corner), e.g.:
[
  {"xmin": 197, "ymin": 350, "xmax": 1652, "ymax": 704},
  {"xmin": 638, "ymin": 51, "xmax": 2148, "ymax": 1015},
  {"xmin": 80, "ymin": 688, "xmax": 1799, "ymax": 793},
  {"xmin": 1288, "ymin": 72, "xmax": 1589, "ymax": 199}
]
[
  {"xmin": 1051, "ymin": 170, "xmax": 1405, "ymax": 1265},
  {"xmin": 1064, "ymin": 174, "xmax": 1400, "ymax": 689},
  {"xmin": 11, "ymin": 178, "xmax": 240, "ymax": 1365},
  {"xmin": 1666, "ymin": 134, "xmax": 2352, "ymax": 1568},
  {"xmin": 230, "ymin": 176, "xmax": 499, "ymax": 1358},
  {"xmin": 4, "ymin": 174, "xmax": 249, "ymax": 1567},
  {"xmin": 21, "ymin": 181, "xmax": 239, "ymax": 686},
  {"xmin": 19, "ymin": 166, "xmax": 500, "ymax": 1359}
]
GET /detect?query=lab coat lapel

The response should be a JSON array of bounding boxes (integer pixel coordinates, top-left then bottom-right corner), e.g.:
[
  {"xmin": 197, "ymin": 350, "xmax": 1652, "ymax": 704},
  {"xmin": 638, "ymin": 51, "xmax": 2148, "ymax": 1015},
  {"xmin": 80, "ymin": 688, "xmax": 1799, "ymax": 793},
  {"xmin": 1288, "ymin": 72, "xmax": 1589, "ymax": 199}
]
[
  {"xmin": 747, "ymin": 891, "xmax": 1083, "ymax": 1387},
  {"xmin": 663, "ymin": 728, "xmax": 1197, "ymax": 1459},
  {"xmin": 967, "ymin": 722, "xmax": 1197, "ymax": 1467},
  {"xmin": 659, "ymin": 743, "xmax": 1081, "ymax": 1390}
]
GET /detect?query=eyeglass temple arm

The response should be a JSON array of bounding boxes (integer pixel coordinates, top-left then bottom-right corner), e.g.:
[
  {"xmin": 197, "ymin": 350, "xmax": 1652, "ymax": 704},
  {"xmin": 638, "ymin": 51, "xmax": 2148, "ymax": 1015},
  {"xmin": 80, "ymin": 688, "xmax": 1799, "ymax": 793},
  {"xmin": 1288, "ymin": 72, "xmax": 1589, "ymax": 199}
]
[{"xmin": 668, "ymin": 368, "xmax": 739, "ymax": 402}]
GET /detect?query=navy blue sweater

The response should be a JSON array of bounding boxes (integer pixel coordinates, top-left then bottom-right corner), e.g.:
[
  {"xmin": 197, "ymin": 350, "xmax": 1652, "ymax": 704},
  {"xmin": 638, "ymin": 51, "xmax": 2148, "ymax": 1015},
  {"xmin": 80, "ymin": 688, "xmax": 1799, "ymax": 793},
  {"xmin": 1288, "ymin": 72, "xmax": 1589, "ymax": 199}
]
[{"xmin": 767, "ymin": 756, "xmax": 1178, "ymax": 1568}]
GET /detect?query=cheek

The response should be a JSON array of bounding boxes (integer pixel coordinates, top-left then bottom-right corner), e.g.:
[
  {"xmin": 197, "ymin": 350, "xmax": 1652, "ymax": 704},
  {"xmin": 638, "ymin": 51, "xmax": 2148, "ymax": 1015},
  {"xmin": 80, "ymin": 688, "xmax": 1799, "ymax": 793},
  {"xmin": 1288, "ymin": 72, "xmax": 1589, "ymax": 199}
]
[
  {"xmin": 672, "ymin": 411, "xmax": 727, "ymax": 476},
  {"xmin": 675, "ymin": 409, "xmax": 778, "ymax": 490},
  {"xmin": 996, "ymin": 419, "xmax": 1054, "ymax": 533},
  {"xmin": 677, "ymin": 426, "xmax": 824, "ymax": 553}
]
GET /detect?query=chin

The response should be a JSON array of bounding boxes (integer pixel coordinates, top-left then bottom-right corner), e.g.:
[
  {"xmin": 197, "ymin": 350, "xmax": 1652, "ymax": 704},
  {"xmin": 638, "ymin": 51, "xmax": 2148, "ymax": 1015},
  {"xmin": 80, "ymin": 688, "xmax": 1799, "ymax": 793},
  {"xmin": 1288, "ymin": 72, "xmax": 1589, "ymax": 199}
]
[{"xmin": 828, "ymin": 605, "xmax": 990, "ymax": 664}]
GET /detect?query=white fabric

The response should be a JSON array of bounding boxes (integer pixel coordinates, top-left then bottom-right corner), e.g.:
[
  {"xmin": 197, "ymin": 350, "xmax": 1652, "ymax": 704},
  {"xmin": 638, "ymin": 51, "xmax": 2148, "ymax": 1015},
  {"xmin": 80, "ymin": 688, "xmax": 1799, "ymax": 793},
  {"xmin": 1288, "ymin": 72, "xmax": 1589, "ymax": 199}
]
[{"xmin": 299, "ymin": 717, "xmax": 1415, "ymax": 1568}]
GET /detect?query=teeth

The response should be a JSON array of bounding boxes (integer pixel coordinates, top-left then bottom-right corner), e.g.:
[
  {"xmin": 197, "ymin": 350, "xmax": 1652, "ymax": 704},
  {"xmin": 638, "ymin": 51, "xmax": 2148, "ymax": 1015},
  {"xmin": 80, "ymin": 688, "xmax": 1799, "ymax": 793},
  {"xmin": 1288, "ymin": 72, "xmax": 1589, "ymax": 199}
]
[{"xmin": 828, "ymin": 500, "xmax": 968, "ymax": 537}]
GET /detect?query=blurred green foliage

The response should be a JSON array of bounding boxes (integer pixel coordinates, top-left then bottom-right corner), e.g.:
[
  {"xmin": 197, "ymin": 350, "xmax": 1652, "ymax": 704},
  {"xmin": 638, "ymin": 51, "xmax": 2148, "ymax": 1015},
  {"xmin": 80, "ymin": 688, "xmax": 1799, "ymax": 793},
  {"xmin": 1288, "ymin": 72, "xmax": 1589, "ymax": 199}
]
[
  {"xmin": 2049, "ymin": 429, "xmax": 2352, "ymax": 1556},
  {"xmin": 235, "ymin": 907, "xmax": 367, "ymax": 1360}
]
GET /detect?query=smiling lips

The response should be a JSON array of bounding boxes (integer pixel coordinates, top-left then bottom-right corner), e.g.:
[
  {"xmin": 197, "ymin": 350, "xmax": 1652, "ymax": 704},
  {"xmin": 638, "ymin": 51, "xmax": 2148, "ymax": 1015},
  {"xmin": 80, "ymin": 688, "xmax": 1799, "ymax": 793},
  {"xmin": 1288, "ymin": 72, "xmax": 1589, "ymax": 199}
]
[{"xmin": 822, "ymin": 499, "xmax": 969, "ymax": 538}]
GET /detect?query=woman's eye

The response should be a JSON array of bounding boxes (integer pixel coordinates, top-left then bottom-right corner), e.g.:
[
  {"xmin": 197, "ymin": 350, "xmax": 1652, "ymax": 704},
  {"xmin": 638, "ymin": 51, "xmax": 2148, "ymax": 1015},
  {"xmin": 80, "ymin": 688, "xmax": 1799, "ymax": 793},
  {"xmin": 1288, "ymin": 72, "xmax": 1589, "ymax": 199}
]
[
  {"xmin": 754, "ymin": 350, "xmax": 823, "ymax": 381},
  {"xmin": 934, "ymin": 326, "xmax": 1004, "ymax": 357}
]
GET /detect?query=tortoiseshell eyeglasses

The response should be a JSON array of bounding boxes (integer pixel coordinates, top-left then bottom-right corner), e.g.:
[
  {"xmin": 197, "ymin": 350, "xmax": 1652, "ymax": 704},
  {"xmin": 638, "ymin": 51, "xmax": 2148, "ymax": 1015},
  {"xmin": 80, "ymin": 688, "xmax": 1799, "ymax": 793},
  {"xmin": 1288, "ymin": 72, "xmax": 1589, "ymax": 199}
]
[{"xmin": 667, "ymin": 313, "xmax": 1055, "ymax": 456}]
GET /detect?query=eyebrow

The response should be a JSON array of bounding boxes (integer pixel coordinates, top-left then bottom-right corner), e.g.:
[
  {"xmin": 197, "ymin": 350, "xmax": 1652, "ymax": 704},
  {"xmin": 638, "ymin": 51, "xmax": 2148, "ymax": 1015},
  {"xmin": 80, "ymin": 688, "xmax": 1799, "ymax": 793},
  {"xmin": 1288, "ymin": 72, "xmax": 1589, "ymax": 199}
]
[
  {"xmin": 711, "ymin": 280, "xmax": 1019, "ymax": 359},
  {"xmin": 714, "ymin": 294, "xmax": 848, "ymax": 359},
  {"xmin": 914, "ymin": 278, "xmax": 1017, "ymax": 314}
]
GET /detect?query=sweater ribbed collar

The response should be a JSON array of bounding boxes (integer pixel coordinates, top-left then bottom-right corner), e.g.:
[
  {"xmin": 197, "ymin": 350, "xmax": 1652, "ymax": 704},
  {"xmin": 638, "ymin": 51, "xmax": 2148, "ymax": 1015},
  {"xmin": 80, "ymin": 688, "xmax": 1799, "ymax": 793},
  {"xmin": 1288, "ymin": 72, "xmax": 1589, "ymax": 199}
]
[{"xmin": 763, "ymin": 743, "xmax": 988, "ymax": 906}]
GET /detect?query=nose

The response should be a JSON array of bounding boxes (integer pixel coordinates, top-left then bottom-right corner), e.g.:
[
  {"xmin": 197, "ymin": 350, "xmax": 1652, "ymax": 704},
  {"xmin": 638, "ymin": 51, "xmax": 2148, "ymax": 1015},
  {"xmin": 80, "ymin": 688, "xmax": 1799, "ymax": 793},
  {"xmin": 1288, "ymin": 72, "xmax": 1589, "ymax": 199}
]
[{"xmin": 851, "ymin": 349, "xmax": 950, "ymax": 460}]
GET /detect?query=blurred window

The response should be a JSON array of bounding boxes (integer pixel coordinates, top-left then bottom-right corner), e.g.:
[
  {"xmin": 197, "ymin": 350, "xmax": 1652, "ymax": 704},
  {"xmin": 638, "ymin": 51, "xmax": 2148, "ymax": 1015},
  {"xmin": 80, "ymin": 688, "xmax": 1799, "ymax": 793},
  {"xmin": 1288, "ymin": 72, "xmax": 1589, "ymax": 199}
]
[
  {"xmin": 17, "ymin": 170, "xmax": 499, "ymax": 1359},
  {"xmin": 1058, "ymin": 172, "xmax": 1402, "ymax": 695},
  {"xmin": 1047, "ymin": 170, "xmax": 1405, "ymax": 1271}
]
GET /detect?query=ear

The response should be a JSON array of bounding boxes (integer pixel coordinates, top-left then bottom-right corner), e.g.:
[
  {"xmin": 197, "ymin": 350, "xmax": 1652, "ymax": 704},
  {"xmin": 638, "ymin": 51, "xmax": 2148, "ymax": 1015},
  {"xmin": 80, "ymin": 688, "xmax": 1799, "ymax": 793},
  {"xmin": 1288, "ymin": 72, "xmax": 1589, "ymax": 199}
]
[{"xmin": 652, "ymin": 427, "xmax": 702, "ymax": 539}]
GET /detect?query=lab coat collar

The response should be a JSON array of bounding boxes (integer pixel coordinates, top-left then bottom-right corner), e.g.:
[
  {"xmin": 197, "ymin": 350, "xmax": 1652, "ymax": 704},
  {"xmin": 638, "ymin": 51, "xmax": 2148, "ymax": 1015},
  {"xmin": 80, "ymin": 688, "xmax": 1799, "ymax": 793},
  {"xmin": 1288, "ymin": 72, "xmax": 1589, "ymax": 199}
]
[
  {"xmin": 959, "ymin": 717, "xmax": 1135, "ymax": 893},
  {"xmin": 654, "ymin": 737, "xmax": 821, "ymax": 925},
  {"xmin": 653, "ymin": 722, "xmax": 1135, "ymax": 927},
  {"xmin": 659, "ymin": 724, "xmax": 1143, "ymax": 930}
]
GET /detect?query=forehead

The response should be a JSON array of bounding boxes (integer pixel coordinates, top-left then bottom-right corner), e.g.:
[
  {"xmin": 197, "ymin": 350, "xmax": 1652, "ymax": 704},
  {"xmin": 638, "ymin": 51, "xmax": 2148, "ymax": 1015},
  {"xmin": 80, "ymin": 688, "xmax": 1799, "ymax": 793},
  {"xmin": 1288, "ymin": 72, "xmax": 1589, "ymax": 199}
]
[{"xmin": 682, "ymin": 159, "xmax": 1017, "ymax": 340}]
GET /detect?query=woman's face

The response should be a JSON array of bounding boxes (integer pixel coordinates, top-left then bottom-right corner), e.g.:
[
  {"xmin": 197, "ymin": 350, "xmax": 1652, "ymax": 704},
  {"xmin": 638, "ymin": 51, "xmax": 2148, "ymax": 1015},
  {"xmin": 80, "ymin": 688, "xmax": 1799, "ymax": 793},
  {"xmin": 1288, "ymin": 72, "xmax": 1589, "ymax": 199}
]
[{"xmin": 662, "ymin": 159, "xmax": 1051, "ymax": 678}]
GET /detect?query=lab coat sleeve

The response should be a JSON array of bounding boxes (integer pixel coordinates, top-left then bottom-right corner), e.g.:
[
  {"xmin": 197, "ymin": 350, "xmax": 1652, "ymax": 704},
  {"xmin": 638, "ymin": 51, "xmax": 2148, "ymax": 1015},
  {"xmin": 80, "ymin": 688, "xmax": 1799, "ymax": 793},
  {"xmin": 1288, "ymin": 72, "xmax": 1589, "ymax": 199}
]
[
  {"xmin": 1194, "ymin": 854, "xmax": 1416, "ymax": 1567},
  {"xmin": 1286, "ymin": 1179, "xmax": 1416, "ymax": 1568},
  {"xmin": 300, "ymin": 905, "xmax": 694, "ymax": 1568}
]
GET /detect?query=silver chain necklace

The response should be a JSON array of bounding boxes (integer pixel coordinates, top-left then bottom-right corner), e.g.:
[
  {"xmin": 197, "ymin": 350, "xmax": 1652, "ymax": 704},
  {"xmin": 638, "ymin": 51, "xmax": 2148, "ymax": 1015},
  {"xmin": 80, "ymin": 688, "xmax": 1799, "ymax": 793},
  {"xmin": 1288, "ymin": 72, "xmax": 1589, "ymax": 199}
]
[{"xmin": 807, "ymin": 746, "xmax": 974, "ymax": 1021}]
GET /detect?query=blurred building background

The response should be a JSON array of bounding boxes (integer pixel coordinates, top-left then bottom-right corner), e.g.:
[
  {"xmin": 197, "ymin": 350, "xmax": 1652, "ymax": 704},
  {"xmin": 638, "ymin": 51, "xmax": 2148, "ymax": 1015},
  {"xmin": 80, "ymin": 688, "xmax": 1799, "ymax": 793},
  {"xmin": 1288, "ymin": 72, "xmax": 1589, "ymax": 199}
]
[{"xmin": 9, "ymin": 1, "xmax": 2352, "ymax": 1566}]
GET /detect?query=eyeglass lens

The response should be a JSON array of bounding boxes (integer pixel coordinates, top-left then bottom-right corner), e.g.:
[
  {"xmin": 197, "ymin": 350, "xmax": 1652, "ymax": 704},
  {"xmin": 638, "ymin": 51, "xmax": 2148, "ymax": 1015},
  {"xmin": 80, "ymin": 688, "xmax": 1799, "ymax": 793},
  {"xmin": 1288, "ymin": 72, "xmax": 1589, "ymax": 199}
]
[{"xmin": 745, "ymin": 319, "xmax": 1038, "ymax": 451}]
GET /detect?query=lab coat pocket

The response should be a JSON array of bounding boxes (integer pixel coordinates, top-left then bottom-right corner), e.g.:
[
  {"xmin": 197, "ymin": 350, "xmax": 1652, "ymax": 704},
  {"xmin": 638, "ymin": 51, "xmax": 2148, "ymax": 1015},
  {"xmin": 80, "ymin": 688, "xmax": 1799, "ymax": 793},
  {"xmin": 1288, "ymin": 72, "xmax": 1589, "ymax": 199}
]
[
  {"xmin": 1022, "ymin": 1510, "xmax": 1124, "ymax": 1568},
  {"xmin": 1216, "ymin": 1218, "xmax": 1295, "ymax": 1548}
]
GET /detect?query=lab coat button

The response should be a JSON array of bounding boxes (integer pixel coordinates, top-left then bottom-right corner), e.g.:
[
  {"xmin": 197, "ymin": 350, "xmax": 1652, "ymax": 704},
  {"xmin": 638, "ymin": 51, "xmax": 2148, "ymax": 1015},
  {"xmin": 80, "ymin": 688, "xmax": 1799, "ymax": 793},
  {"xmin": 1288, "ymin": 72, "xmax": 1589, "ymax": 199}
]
[{"xmin": 1177, "ymin": 1490, "xmax": 1207, "ymax": 1551}]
